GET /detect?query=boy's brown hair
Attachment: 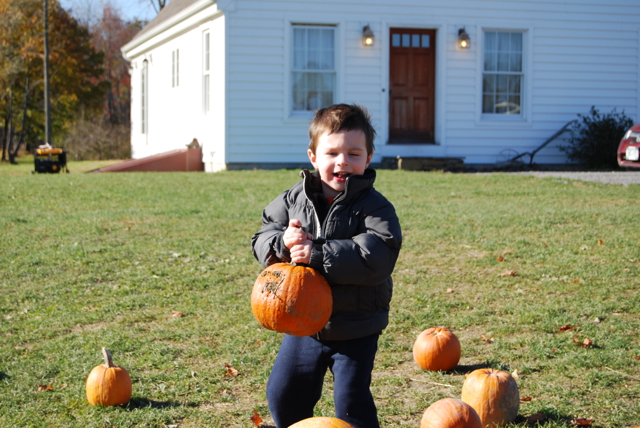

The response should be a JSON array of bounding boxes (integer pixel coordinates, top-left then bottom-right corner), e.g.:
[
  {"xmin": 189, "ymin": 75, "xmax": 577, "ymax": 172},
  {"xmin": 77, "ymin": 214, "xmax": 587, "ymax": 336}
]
[{"xmin": 308, "ymin": 104, "xmax": 376, "ymax": 155}]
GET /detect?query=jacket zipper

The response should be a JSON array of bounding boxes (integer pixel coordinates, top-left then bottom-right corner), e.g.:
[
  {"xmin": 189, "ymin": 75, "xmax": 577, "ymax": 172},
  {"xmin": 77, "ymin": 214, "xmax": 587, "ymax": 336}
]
[{"xmin": 301, "ymin": 176, "xmax": 323, "ymax": 239}]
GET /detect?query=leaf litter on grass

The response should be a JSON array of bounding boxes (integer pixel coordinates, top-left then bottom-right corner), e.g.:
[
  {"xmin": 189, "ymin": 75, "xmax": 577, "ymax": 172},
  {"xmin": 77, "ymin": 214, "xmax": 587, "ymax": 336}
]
[{"xmin": 1, "ymin": 170, "xmax": 640, "ymax": 427}]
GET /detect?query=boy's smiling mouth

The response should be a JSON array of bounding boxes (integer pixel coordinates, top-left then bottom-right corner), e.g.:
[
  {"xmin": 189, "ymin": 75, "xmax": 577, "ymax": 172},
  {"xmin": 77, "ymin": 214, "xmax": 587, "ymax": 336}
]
[{"xmin": 334, "ymin": 172, "xmax": 351, "ymax": 181}]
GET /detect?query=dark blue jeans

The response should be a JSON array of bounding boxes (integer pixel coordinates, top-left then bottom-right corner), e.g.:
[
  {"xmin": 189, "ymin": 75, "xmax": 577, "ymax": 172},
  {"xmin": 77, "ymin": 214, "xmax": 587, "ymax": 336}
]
[{"xmin": 266, "ymin": 333, "xmax": 380, "ymax": 428}]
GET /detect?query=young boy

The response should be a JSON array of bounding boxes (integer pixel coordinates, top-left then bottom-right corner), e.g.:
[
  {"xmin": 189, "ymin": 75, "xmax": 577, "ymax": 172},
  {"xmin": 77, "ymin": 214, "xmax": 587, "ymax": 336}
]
[{"xmin": 251, "ymin": 104, "xmax": 402, "ymax": 428}]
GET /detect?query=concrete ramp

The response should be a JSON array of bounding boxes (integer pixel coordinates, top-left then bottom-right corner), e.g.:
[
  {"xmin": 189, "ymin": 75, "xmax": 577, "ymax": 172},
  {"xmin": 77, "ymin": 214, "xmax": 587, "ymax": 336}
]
[{"xmin": 89, "ymin": 146, "xmax": 204, "ymax": 173}]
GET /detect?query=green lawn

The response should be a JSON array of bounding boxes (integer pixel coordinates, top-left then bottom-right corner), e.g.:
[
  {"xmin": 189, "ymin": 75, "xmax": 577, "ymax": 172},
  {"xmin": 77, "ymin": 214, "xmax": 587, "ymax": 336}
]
[{"xmin": 1, "ymin": 163, "xmax": 639, "ymax": 427}]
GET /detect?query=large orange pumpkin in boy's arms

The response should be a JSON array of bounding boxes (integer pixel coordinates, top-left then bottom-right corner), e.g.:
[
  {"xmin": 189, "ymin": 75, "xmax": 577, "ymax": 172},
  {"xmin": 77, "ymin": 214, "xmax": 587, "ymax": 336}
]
[
  {"xmin": 288, "ymin": 417, "xmax": 355, "ymax": 427},
  {"xmin": 251, "ymin": 263, "xmax": 333, "ymax": 337}
]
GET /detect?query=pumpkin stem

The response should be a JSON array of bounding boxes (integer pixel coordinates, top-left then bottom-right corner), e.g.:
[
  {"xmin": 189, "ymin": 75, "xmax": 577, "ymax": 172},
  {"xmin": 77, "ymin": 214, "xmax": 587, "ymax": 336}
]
[{"xmin": 101, "ymin": 347, "xmax": 115, "ymax": 368}]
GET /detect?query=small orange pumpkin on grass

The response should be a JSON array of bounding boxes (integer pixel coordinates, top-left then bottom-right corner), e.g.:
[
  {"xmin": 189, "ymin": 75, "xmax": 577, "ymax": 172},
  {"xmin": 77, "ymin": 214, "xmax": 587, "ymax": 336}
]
[
  {"xmin": 461, "ymin": 368, "xmax": 519, "ymax": 427},
  {"xmin": 86, "ymin": 347, "xmax": 132, "ymax": 406},
  {"xmin": 413, "ymin": 326, "xmax": 461, "ymax": 371},
  {"xmin": 421, "ymin": 398, "xmax": 482, "ymax": 428},
  {"xmin": 288, "ymin": 416, "xmax": 355, "ymax": 427}
]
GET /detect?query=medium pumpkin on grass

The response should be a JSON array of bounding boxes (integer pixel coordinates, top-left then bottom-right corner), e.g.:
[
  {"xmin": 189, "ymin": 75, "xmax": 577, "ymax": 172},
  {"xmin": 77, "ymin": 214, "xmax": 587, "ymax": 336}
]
[
  {"xmin": 251, "ymin": 263, "xmax": 332, "ymax": 337},
  {"xmin": 288, "ymin": 416, "xmax": 355, "ymax": 428},
  {"xmin": 413, "ymin": 326, "xmax": 461, "ymax": 371},
  {"xmin": 461, "ymin": 368, "xmax": 519, "ymax": 427},
  {"xmin": 86, "ymin": 347, "xmax": 132, "ymax": 406},
  {"xmin": 421, "ymin": 398, "xmax": 482, "ymax": 428}
]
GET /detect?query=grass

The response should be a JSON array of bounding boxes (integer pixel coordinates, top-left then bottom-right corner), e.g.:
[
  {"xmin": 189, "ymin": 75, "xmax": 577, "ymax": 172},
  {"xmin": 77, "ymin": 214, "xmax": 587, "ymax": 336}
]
[
  {"xmin": 2, "ymin": 153, "xmax": 124, "ymax": 175},
  {"xmin": 1, "ymin": 160, "xmax": 639, "ymax": 427}
]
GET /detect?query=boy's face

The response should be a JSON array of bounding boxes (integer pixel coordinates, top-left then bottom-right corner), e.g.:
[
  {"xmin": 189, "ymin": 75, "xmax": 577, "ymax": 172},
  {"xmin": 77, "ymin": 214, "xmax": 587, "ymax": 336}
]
[{"xmin": 308, "ymin": 129, "xmax": 373, "ymax": 198}]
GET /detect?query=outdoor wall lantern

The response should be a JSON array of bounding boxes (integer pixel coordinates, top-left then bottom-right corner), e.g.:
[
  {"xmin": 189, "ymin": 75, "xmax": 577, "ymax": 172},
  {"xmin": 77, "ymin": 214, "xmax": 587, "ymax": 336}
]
[
  {"xmin": 362, "ymin": 25, "xmax": 375, "ymax": 46},
  {"xmin": 458, "ymin": 27, "xmax": 470, "ymax": 49}
]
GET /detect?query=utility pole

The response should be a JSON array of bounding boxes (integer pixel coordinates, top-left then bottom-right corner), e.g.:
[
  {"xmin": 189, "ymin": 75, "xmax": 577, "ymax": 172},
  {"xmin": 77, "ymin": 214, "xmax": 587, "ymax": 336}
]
[{"xmin": 43, "ymin": 0, "xmax": 52, "ymax": 145}]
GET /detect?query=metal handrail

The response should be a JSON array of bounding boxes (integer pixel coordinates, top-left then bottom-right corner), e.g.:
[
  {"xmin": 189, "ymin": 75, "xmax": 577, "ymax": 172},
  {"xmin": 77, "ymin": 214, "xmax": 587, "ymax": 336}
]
[{"xmin": 510, "ymin": 119, "xmax": 577, "ymax": 165}]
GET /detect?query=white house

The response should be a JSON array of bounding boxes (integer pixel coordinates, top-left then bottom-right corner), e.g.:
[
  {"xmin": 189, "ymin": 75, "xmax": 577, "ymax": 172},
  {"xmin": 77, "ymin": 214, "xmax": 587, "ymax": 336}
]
[{"xmin": 121, "ymin": 0, "xmax": 640, "ymax": 172}]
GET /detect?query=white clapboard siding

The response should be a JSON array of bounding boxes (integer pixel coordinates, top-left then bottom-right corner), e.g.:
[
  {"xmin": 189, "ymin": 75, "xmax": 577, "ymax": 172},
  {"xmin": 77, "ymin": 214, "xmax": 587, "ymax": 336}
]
[{"xmin": 122, "ymin": 0, "xmax": 640, "ymax": 169}]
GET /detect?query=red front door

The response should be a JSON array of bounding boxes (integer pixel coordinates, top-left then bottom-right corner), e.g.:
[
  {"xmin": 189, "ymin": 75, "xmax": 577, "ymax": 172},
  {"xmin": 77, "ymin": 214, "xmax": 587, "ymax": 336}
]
[{"xmin": 389, "ymin": 28, "xmax": 436, "ymax": 144}]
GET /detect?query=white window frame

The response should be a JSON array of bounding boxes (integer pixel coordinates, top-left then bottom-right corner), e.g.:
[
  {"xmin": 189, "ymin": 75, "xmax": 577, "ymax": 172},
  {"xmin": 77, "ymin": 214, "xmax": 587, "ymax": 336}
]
[
  {"xmin": 172, "ymin": 49, "xmax": 179, "ymax": 88},
  {"xmin": 141, "ymin": 59, "xmax": 148, "ymax": 134},
  {"xmin": 203, "ymin": 31, "xmax": 210, "ymax": 113},
  {"xmin": 478, "ymin": 27, "xmax": 532, "ymax": 124},
  {"xmin": 288, "ymin": 23, "xmax": 338, "ymax": 118}
]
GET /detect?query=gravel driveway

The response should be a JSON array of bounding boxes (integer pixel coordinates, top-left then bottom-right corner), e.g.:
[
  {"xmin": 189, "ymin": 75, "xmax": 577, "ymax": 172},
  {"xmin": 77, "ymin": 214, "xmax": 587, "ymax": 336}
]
[{"xmin": 482, "ymin": 170, "xmax": 640, "ymax": 186}]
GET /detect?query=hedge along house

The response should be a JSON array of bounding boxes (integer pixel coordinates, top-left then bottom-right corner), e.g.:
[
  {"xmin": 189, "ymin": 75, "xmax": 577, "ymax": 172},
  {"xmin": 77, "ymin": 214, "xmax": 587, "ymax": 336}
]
[{"xmin": 121, "ymin": 0, "xmax": 640, "ymax": 172}]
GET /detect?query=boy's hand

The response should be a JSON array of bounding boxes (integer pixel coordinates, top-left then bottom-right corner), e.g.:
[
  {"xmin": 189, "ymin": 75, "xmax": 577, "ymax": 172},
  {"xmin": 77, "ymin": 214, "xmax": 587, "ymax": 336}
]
[
  {"xmin": 289, "ymin": 242, "xmax": 312, "ymax": 265},
  {"xmin": 283, "ymin": 219, "xmax": 313, "ymax": 249}
]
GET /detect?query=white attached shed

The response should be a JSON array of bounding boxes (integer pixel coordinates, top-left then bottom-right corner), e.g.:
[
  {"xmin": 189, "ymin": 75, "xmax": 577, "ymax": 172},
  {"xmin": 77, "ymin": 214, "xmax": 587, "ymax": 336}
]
[{"xmin": 121, "ymin": 0, "xmax": 640, "ymax": 172}]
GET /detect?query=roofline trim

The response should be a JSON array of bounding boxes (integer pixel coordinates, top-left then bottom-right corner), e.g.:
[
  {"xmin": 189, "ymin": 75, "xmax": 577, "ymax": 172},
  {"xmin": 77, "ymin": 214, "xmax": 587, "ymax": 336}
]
[{"xmin": 121, "ymin": 0, "xmax": 218, "ymax": 60}]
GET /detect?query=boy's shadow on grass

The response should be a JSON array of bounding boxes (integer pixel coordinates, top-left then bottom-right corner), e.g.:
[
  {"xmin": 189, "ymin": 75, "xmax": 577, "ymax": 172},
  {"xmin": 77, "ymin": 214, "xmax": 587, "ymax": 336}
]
[
  {"xmin": 0, "ymin": 371, "xmax": 9, "ymax": 381},
  {"xmin": 128, "ymin": 397, "xmax": 197, "ymax": 410}
]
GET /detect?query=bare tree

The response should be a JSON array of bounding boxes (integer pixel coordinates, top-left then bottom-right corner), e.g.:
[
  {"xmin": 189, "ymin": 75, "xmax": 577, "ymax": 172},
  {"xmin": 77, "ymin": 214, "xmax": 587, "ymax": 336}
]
[{"xmin": 147, "ymin": 0, "xmax": 166, "ymax": 14}]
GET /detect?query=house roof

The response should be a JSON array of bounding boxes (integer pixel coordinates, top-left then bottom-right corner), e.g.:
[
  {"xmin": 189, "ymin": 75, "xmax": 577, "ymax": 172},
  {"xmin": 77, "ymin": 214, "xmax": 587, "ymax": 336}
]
[{"xmin": 130, "ymin": 0, "xmax": 201, "ymax": 43}]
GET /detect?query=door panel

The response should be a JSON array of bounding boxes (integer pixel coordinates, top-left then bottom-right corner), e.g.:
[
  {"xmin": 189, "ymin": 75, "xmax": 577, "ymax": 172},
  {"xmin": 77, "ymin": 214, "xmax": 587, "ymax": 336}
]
[
  {"xmin": 392, "ymin": 98, "xmax": 408, "ymax": 130},
  {"xmin": 413, "ymin": 97, "xmax": 431, "ymax": 131},
  {"xmin": 389, "ymin": 28, "xmax": 436, "ymax": 144},
  {"xmin": 391, "ymin": 53, "xmax": 409, "ymax": 87}
]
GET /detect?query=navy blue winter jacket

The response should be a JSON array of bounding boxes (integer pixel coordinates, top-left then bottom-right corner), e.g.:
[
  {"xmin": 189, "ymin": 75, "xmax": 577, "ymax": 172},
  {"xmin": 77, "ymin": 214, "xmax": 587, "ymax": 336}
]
[{"xmin": 251, "ymin": 168, "xmax": 402, "ymax": 340}]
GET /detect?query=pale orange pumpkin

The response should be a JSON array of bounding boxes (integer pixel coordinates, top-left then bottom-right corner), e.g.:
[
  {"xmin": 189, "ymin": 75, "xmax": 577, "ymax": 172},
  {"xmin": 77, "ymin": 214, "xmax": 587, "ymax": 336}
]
[
  {"xmin": 413, "ymin": 327, "xmax": 461, "ymax": 371},
  {"xmin": 86, "ymin": 347, "xmax": 132, "ymax": 406},
  {"xmin": 288, "ymin": 416, "xmax": 355, "ymax": 428},
  {"xmin": 460, "ymin": 368, "xmax": 519, "ymax": 427},
  {"xmin": 251, "ymin": 263, "xmax": 332, "ymax": 337},
  {"xmin": 421, "ymin": 398, "xmax": 483, "ymax": 428}
]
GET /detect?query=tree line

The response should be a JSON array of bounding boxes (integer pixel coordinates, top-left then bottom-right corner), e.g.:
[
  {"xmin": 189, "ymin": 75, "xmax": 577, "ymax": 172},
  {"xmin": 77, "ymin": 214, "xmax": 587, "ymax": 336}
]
[{"xmin": 0, "ymin": 0, "xmax": 145, "ymax": 162}]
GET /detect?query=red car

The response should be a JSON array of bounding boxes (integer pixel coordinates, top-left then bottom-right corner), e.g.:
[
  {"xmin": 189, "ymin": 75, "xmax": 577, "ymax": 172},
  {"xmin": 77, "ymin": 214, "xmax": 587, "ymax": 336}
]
[{"xmin": 618, "ymin": 122, "xmax": 640, "ymax": 168}]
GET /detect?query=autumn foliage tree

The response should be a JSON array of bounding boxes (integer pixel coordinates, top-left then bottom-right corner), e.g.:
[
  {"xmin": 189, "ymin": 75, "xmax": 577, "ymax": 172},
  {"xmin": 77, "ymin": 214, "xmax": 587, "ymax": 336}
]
[
  {"xmin": 62, "ymin": 4, "xmax": 143, "ymax": 160},
  {"xmin": 0, "ymin": 0, "xmax": 106, "ymax": 162},
  {"xmin": 91, "ymin": 6, "xmax": 143, "ymax": 126}
]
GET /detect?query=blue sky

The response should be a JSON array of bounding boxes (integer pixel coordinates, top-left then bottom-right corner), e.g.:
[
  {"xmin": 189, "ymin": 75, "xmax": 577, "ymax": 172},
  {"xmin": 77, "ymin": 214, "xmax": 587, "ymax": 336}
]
[{"xmin": 59, "ymin": 0, "xmax": 160, "ymax": 24}]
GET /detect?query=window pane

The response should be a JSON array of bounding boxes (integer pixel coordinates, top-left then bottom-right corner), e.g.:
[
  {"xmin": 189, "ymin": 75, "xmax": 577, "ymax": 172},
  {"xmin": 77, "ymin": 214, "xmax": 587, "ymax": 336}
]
[
  {"xmin": 484, "ymin": 51, "xmax": 496, "ymax": 72},
  {"xmin": 497, "ymin": 51, "xmax": 509, "ymax": 72},
  {"xmin": 402, "ymin": 34, "xmax": 410, "ymax": 47},
  {"xmin": 510, "ymin": 53, "xmax": 522, "ymax": 72},
  {"xmin": 293, "ymin": 28, "xmax": 306, "ymax": 69},
  {"xmin": 321, "ymin": 29, "xmax": 334, "ymax": 69},
  {"xmin": 292, "ymin": 72, "xmax": 335, "ymax": 111},
  {"xmin": 485, "ymin": 31, "xmax": 496, "ymax": 51},
  {"xmin": 392, "ymin": 33, "xmax": 400, "ymax": 47},
  {"xmin": 412, "ymin": 34, "xmax": 420, "ymax": 47},
  {"xmin": 483, "ymin": 94, "xmax": 495, "ymax": 113},
  {"xmin": 509, "ymin": 75, "xmax": 521, "ymax": 95},
  {"xmin": 496, "ymin": 94, "xmax": 509, "ymax": 113},
  {"xmin": 496, "ymin": 74, "xmax": 508, "ymax": 95},
  {"xmin": 508, "ymin": 95, "xmax": 521, "ymax": 114},
  {"xmin": 293, "ymin": 27, "xmax": 334, "ymax": 70},
  {"xmin": 483, "ymin": 74, "xmax": 496, "ymax": 94},
  {"xmin": 422, "ymin": 34, "xmax": 430, "ymax": 48},
  {"xmin": 497, "ymin": 32, "xmax": 510, "ymax": 52},
  {"xmin": 510, "ymin": 32, "xmax": 522, "ymax": 51}
]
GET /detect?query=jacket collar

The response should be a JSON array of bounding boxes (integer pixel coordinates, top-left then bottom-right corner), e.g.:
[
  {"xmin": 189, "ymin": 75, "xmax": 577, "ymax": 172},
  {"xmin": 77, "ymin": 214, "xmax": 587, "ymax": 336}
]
[{"xmin": 299, "ymin": 168, "xmax": 376, "ymax": 203}]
